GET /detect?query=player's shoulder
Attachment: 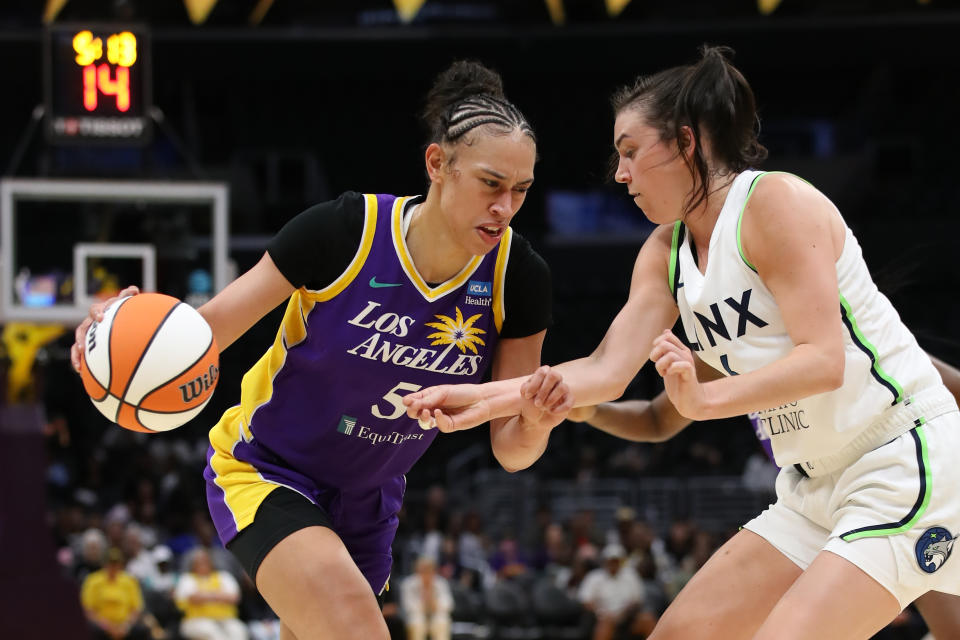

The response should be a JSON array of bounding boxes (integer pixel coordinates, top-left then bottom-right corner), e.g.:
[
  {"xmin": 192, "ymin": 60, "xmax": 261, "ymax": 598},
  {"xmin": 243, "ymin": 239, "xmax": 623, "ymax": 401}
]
[
  {"xmin": 300, "ymin": 190, "xmax": 367, "ymax": 218},
  {"xmin": 644, "ymin": 223, "xmax": 679, "ymax": 258},
  {"xmin": 507, "ymin": 230, "xmax": 549, "ymax": 273},
  {"xmin": 747, "ymin": 172, "xmax": 829, "ymax": 212}
]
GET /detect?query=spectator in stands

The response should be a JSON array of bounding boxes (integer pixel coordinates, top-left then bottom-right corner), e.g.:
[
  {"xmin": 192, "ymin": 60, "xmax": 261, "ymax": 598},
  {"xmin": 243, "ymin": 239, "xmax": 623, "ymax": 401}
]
[
  {"xmin": 74, "ymin": 527, "xmax": 108, "ymax": 583},
  {"xmin": 569, "ymin": 509, "xmax": 602, "ymax": 551},
  {"xmin": 400, "ymin": 555, "xmax": 454, "ymax": 640},
  {"xmin": 579, "ymin": 543, "xmax": 655, "ymax": 640},
  {"xmin": 488, "ymin": 535, "xmax": 531, "ymax": 581},
  {"xmin": 174, "ymin": 548, "xmax": 248, "ymax": 640},
  {"xmin": 557, "ymin": 544, "xmax": 598, "ymax": 597},
  {"xmin": 534, "ymin": 521, "xmax": 572, "ymax": 575},
  {"xmin": 436, "ymin": 535, "xmax": 465, "ymax": 583},
  {"xmin": 124, "ymin": 523, "xmax": 159, "ymax": 586},
  {"xmin": 150, "ymin": 545, "xmax": 178, "ymax": 595},
  {"xmin": 458, "ymin": 510, "xmax": 493, "ymax": 589},
  {"xmin": 81, "ymin": 547, "xmax": 150, "ymax": 639}
]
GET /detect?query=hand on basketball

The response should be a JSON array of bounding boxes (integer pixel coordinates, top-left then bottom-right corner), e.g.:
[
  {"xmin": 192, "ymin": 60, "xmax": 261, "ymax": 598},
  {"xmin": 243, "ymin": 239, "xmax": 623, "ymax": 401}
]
[
  {"xmin": 650, "ymin": 329, "xmax": 707, "ymax": 420},
  {"xmin": 70, "ymin": 285, "xmax": 140, "ymax": 372},
  {"xmin": 519, "ymin": 365, "xmax": 574, "ymax": 427}
]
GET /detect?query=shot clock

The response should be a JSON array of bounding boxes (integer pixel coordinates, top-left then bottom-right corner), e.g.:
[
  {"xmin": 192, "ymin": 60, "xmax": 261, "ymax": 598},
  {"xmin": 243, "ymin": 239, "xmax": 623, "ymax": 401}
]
[{"xmin": 44, "ymin": 24, "xmax": 152, "ymax": 144}]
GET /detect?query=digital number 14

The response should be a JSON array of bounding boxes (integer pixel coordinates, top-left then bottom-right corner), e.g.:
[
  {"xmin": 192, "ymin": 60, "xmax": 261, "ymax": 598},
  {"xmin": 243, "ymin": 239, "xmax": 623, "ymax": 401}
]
[{"xmin": 82, "ymin": 64, "xmax": 130, "ymax": 112}]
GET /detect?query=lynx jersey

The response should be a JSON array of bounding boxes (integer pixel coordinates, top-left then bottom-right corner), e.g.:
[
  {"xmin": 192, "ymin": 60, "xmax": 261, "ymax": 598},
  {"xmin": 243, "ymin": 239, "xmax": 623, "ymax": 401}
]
[
  {"xmin": 206, "ymin": 193, "xmax": 549, "ymax": 544},
  {"xmin": 671, "ymin": 170, "xmax": 955, "ymax": 473}
]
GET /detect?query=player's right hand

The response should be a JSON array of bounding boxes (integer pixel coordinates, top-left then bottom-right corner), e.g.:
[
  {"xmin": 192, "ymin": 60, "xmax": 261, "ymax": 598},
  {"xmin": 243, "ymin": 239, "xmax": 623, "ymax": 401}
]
[{"xmin": 70, "ymin": 285, "xmax": 140, "ymax": 373}]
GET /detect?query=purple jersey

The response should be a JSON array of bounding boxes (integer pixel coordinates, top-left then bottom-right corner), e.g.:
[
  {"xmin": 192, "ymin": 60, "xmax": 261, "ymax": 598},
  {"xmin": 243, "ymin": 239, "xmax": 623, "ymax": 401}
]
[
  {"xmin": 205, "ymin": 194, "xmax": 513, "ymax": 562},
  {"xmin": 748, "ymin": 411, "xmax": 778, "ymax": 467}
]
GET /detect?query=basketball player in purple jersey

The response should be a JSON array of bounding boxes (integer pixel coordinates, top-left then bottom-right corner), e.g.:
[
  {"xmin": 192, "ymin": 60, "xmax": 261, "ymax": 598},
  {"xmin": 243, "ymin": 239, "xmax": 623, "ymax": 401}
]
[
  {"xmin": 71, "ymin": 61, "xmax": 571, "ymax": 640},
  {"xmin": 566, "ymin": 353, "xmax": 960, "ymax": 639}
]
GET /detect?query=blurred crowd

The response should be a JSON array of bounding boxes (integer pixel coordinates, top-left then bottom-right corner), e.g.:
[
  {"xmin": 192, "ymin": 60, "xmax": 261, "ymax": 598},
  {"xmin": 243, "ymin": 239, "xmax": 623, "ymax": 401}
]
[{"xmin": 5, "ymin": 334, "xmax": 920, "ymax": 639}]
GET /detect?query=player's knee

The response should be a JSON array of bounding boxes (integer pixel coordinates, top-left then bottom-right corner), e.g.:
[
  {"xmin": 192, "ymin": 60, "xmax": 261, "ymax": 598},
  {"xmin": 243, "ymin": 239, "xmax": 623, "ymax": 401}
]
[{"xmin": 299, "ymin": 556, "xmax": 372, "ymax": 605}]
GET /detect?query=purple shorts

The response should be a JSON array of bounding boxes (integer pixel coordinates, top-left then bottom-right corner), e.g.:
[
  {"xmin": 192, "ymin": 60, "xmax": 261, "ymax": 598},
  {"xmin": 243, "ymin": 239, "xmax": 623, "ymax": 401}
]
[{"xmin": 205, "ymin": 454, "xmax": 404, "ymax": 594}]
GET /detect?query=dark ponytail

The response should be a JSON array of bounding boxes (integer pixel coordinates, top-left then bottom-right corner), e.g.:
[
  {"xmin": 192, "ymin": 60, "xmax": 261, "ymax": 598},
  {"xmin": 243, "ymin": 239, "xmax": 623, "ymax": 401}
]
[
  {"xmin": 422, "ymin": 60, "xmax": 535, "ymax": 146},
  {"xmin": 613, "ymin": 45, "xmax": 767, "ymax": 215}
]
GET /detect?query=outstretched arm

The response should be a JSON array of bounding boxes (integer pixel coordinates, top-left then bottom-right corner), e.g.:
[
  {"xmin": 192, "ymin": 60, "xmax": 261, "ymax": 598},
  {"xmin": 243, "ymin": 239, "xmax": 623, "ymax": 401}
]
[
  {"xmin": 196, "ymin": 252, "xmax": 294, "ymax": 351},
  {"xmin": 568, "ymin": 395, "xmax": 688, "ymax": 443},
  {"xmin": 568, "ymin": 356, "xmax": 722, "ymax": 441},
  {"xmin": 405, "ymin": 224, "xmax": 679, "ymax": 429},
  {"xmin": 487, "ymin": 332, "xmax": 572, "ymax": 472}
]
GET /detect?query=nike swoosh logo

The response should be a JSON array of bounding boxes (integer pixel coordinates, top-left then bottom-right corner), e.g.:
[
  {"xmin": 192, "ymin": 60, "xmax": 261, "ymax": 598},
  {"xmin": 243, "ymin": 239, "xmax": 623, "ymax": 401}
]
[{"xmin": 369, "ymin": 277, "xmax": 402, "ymax": 289}]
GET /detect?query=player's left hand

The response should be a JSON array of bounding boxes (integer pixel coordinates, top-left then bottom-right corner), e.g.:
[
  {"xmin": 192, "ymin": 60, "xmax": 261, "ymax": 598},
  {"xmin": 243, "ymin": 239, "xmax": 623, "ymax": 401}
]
[{"xmin": 650, "ymin": 330, "xmax": 708, "ymax": 420}]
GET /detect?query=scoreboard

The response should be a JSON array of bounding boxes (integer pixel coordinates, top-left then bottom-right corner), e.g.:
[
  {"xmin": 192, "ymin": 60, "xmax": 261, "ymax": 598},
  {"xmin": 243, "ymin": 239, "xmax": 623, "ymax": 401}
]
[{"xmin": 44, "ymin": 24, "xmax": 152, "ymax": 144}]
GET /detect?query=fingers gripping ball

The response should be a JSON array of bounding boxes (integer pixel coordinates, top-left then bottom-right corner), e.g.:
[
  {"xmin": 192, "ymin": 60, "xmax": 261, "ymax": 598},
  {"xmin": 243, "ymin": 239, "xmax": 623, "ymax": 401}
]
[{"xmin": 79, "ymin": 293, "xmax": 220, "ymax": 432}]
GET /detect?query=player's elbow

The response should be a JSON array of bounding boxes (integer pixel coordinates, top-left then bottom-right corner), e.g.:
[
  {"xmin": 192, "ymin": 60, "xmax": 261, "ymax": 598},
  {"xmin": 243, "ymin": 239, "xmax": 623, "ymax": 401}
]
[
  {"xmin": 816, "ymin": 347, "xmax": 845, "ymax": 392},
  {"xmin": 495, "ymin": 454, "xmax": 531, "ymax": 474}
]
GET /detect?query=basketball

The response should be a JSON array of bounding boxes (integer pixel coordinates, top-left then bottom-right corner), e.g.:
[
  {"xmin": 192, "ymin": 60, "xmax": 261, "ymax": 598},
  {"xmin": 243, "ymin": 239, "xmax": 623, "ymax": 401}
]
[{"xmin": 79, "ymin": 293, "xmax": 220, "ymax": 433}]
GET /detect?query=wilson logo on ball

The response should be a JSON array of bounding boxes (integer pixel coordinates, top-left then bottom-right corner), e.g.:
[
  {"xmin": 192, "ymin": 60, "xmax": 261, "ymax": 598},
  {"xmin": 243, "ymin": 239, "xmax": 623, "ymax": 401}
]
[{"xmin": 179, "ymin": 364, "xmax": 220, "ymax": 403}]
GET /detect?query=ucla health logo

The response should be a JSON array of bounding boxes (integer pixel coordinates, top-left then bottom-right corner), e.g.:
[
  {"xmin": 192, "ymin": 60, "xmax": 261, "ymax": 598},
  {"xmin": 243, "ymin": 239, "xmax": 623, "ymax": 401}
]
[
  {"xmin": 467, "ymin": 280, "xmax": 492, "ymax": 297},
  {"xmin": 915, "ymin": 527, "xmax": 955, "ymax": 573}
]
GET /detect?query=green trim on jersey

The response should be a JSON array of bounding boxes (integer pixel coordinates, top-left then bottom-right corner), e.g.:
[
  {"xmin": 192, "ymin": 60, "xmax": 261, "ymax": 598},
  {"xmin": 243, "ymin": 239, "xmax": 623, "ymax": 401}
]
[
  {"xmin": 736, "ymin": 174, "xmax": 763, "ymax": 273},
  {"xmin": 736, "ymin": 171, "xmax": 812, "ymax": 274},
  {"xmin": 669, "ymin": 220, "xmax": 682, "ymax": 297},
  {"xmin": 840, "ymin": 426, "xmax": 931, "ymax": 542},
  {"xmin": 839, "ymin": 292, "xmax": 905, "ymax": 404}
]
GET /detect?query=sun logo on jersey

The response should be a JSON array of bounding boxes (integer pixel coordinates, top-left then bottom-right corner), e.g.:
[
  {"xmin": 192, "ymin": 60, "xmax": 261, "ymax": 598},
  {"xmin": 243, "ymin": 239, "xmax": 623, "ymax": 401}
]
[
  {"xmin": 425, "ymin": 307, "xmax": 486, "ymax": 354},
  {"xmin": 915, "ymin": 527, "xmax": 955, "ymax": 574}
]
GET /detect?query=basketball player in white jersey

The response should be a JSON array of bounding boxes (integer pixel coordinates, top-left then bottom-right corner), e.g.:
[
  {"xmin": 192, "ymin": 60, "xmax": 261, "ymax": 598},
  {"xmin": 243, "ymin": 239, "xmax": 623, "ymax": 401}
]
[
  {"xmin": 566, "ymin": 352, "xmax": 960, "ymax": 639},
  {"xmin": 405, "ymin": 45, "xmax": 960, "ymax": 639}
]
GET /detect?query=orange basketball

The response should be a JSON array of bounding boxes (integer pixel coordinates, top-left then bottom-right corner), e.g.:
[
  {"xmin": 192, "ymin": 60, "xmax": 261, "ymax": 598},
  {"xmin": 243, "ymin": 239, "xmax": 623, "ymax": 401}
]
[{"xmin": 79, "ymin": 293, "xmax": 220, "ymax": 432}]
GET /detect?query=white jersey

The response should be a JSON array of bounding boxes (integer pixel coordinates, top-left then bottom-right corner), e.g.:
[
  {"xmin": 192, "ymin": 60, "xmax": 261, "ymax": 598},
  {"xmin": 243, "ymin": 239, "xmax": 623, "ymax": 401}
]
[{"xmin": 672, "ymin": 170, "xmax": 956, "ymax": 474}]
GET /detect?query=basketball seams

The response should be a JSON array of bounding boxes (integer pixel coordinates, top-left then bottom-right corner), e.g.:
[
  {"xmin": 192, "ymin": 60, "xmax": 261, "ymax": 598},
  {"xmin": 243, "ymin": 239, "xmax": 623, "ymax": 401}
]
[
  {"xmin": 88, "ymin": 296, "xmax": 133, "ymax": 399},
  {"xmin": 138, "ymin": 399, "xmax": 212, "ymax": 432},
  {"xmin": 136, "ymin": 336, "xmax": 217, "ymax": 411},
  {"xmin": 113, "ymin": 301, "xmax": 184, "ymax": 425}
]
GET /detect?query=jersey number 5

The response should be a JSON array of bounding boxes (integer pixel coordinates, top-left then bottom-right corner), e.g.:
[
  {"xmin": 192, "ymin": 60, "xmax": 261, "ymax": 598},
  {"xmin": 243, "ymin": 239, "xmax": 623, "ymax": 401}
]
[{"xmin": 372, "ymin": 382, "xmax": 423, "ymax": 420}]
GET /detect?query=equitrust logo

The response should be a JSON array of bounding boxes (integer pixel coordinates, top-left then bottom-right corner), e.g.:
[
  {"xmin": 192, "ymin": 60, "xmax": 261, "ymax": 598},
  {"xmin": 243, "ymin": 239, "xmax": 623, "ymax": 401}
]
[
  {"xmin": 337, "ymin": 415, "xmax": 358, "ymax": 435},
  {"xmin": 336, "ymin": 414, "xmax": 426, "ymax": 446}
]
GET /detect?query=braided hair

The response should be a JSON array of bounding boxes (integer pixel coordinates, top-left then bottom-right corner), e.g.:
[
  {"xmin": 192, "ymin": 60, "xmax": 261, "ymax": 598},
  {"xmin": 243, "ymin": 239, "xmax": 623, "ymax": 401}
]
[{"xmin": 422, "ymin": 61, "xmax": 535, "ymax": 147}]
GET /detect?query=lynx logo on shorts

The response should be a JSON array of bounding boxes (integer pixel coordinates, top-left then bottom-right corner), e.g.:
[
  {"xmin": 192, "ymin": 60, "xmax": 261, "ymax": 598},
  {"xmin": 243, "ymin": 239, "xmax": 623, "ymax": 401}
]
[{"xmin": 915, "ymin": 527, "xmax": 955, "ymax": 574}]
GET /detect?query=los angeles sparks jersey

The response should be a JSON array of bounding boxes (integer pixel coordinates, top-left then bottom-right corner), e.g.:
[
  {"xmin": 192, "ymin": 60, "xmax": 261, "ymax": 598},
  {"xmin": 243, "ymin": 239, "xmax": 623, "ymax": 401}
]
[
  {"xmin": 206, "ymin": 193, "xmax": 519, "ymax": 543},
  {"xmin": 672, "ymin": 170, "xmax": 956, "ymax": 473}
]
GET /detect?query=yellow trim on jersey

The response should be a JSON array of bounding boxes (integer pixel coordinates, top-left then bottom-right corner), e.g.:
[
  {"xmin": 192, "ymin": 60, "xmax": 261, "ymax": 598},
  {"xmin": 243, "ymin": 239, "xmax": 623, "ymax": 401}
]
[
  {"xmin": 239, "ymin": 293, "xmax": 311, "ymax": 427},
  {"xmin": 391, "ymin": 196, "xmax": 484, "ymax": 302},
  {"xmin": 492, "ymin": 227, "xmax": 513, "ymax": 333},
  {"xmin": 305, "ymin": 193, "xmax": 379, "ymax": 302},
  {"xmin": 208, "ymin": 406, "xmax": 280, "ymax": 531},
  {"xmin": 208, "ymin": 195, "xmax": 380, "ymax": 530},
  {"xmin": 209, "ymin": 290, "xmax": 319, "ymax": 528}
]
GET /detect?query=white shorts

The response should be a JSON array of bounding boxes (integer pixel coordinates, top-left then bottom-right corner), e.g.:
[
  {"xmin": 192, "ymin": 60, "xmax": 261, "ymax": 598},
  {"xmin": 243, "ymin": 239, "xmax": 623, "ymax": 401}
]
[{"xmin": 744, "ymin": 410, "xmax": 960, "ymax": 610}]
